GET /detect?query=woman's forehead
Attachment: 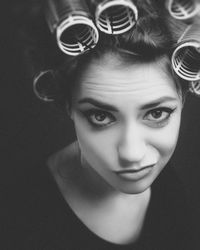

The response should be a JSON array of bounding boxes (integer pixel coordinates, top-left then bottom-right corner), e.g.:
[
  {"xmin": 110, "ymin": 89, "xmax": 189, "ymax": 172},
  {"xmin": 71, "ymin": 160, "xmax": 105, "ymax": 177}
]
[{"xmin": 74, "ymin": 54, "xmax": 179, "ymax": 103}]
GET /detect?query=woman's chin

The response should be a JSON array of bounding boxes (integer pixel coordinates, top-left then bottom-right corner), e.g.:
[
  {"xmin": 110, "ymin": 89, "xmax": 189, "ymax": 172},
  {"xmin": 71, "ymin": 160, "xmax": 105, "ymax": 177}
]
[{"xmin": 114, "ymin": 180, "xmax": 153, "ymax": 195}]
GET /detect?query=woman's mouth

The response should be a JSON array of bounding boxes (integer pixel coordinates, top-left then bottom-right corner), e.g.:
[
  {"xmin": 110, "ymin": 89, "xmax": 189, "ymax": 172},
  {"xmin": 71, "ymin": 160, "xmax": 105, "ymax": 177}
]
[{"xmin": 114, "ymin": 164, "xmax": 155, "ymax": 181}]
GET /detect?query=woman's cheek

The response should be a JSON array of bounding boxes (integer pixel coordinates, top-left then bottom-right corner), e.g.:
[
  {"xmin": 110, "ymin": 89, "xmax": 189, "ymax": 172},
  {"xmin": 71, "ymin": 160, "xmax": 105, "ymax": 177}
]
[
  {"xmin": 79, "ymin": 130, "xmax": 115, "ymax": 163},
  {"xmin": 149, "ymin": 115, "xmax": 181, "ymax": 159},
  {"xmin": 74, "ymin": 115, "xmax": 117, "ymax": 167}
]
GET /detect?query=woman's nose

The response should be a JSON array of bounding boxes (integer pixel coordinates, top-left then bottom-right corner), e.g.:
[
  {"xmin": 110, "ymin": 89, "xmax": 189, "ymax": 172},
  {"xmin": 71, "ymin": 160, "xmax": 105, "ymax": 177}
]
[{"xmin": 117, "ymin": 124, "xmax": 146, "ymax": 166}]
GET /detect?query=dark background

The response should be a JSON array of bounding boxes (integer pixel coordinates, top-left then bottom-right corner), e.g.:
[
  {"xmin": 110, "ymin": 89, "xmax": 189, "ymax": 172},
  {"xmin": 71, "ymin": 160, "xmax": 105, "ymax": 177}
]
[{"xmin": 1, "ymin": 1, "xmax": 200, "ymax": 246}]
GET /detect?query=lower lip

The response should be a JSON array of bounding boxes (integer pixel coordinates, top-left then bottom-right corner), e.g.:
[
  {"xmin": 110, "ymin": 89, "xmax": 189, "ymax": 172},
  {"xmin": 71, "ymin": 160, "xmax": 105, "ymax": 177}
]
[{"xmin": 115, "ymin": 165, "xmax": 155, "ymax": 181}]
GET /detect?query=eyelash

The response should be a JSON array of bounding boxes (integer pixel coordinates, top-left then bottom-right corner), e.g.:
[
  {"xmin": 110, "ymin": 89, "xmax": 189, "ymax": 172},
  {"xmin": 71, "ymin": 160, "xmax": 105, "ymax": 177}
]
[
  {"xmin": 144, "ymin": 107, "xmax": 176, "ymax": 127},
  {"xmin": 82, "ymin": 109, "xmax": 115, "ymax": 128},
  {"xmin": 81, "ymin": 107, "xmax": 176, "ymax": 128}
]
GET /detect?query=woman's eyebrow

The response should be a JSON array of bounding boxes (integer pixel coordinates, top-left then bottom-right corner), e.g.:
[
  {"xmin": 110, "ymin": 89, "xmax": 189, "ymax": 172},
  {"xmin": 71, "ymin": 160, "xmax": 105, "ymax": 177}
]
[
  {"xmin": 140, "ymin": 96, "xmax": 178, "ymax": 110},
  {"xmin": 78, "ymin": 96, "xmax": 178, "ymax": 111},
  {"xmin": 78, "ymin": 98, "xmax": 118, "ymax": 111}
]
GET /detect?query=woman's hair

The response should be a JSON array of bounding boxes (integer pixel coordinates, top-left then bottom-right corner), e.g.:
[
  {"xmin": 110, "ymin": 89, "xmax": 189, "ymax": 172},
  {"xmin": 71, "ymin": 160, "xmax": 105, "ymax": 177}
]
[{"xmin": 14, "ymin": 0, "xmax": 189, "ymax": 108}]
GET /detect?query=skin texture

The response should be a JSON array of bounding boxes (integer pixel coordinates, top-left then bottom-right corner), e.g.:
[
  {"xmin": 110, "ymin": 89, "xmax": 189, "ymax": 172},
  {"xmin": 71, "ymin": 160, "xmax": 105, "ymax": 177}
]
[{"xmin": 70, "ymin": 52, "xmax": 183, "ymax": 195}]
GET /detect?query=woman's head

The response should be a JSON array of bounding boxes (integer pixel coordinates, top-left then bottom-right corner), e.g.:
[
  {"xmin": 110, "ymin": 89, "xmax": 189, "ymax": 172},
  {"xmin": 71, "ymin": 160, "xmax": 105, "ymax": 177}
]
[
  {"xmin": 20, "ymin": 0, "xmax": 188, "ymax": 193},
  {"xmin": 68, "ymin": 50, "xmax": 183, "ymax": 194}
]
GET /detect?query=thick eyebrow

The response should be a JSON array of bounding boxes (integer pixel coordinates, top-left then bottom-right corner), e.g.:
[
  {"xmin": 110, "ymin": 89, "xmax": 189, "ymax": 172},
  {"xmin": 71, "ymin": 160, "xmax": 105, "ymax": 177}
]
[
  {"xmin": 78, "ymin": 96, "xmax": 178, "ymax": 111},
  {"xmin": 78, "ymin": 98, "xmax": 118, "ymax": 111},
  {"xmin": 140, "ymin": 97, "xmax": 178, "ymax": 110}
]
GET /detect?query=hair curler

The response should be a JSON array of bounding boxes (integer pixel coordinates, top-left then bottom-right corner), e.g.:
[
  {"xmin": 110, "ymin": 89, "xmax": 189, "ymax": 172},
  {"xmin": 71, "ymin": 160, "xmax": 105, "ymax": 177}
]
[
  {"xmin": 166, "ymin": 0, "xmax": 200, "ymax": 21},
  {"xmin": 33, "ymin": 70, "xmax": 61, "ymax": 102},
  {"xmin": 95, "ymin": 0, "xmax": 138, "ymax": 35},
  {"xmin": 45, "ymin": 0, "xmax": 99, "ymax": 56},
  {"xmin": 189, "ymin": 81, "xmax": 200, "ymax": 96},
  {"xmin": 171, "ymin": 19, "xmax": 200, "ymax": 82}
]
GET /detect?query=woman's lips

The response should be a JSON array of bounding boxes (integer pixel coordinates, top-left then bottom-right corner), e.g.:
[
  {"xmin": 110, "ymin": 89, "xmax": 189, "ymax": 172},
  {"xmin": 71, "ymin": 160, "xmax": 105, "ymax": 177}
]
[
  {"xmin": 116, "ymin": 164, "xmax": 155, "ymax": 173},
  {"xmin": 114, "ymin": 164, "xmax": 155, "ymax": 181}
]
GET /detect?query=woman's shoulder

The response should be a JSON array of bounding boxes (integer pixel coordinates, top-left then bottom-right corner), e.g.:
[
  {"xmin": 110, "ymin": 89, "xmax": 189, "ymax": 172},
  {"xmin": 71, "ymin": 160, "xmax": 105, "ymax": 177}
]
[{"xmin": 12, "ymin": 144, "xmax": 81, "ymax": 250}]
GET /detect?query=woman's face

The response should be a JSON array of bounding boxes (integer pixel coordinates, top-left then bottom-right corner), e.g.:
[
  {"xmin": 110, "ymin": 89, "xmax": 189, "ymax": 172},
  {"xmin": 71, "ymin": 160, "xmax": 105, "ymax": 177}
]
[{"xmin": 70, "ymin": 53, "xmax": 183, "ymax": 194}]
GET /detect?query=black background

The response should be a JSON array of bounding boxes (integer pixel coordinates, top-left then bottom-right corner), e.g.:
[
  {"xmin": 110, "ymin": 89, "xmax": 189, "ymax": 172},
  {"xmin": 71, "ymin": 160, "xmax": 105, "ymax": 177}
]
[{"xmin": 1, "ymin": 1, "xmax": 200, "ymax": 247}]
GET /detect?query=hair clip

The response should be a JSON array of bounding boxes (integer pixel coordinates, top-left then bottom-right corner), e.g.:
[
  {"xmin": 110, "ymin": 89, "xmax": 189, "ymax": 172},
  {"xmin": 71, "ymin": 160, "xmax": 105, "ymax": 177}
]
[
  {"xmin": 45, "ymin": 0, "xmax": 99, "ymax": 56},
  {"xmin": 189, "ymin": 81, "xmax": 200, "ymax": 96},
  {"xmin": 166, "ymin": 0, "xmax": 200, "ymax": 21},
  {"xmin": 171, "ymin": 20, "xmax": 200, "ymax": 82},
  {"xmin": 95, "ymin": 0, "xmax": 138, "ymax": 35},
  {"xmin": 33, "ymin": 70, "xmax": 61, "ymax": 102}
]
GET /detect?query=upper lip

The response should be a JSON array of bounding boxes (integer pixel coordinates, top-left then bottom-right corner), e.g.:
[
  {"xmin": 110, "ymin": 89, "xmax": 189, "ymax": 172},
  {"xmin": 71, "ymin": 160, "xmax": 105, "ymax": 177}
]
[{"xmin": 115, "ymin": 164, "xmax": 155, "ymax": 174}]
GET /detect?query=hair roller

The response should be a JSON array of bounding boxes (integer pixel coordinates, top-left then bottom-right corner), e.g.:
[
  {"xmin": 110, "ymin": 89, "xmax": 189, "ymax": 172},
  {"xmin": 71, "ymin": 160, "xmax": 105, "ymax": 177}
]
[
  {"xmin": 171, "ymin": 19, "xmax": 200, "ymax": 82},
  {"xmin": 45, "ymin": 0, "xmax": 99, "ymax": 56},
  {"xmin": 95, "ymin": 0, "xmax": 138, "ymax": 35},
  {"xmin": 189, "ymin": 81, "xmax": 200, "ymax": 96},
  {"xmin": 166, "ymin": 0, "xmax": 200, "ymax": 21},
  {"xmin": 33, "ymin": 70, "xmax": 62, "ymax": 102}
]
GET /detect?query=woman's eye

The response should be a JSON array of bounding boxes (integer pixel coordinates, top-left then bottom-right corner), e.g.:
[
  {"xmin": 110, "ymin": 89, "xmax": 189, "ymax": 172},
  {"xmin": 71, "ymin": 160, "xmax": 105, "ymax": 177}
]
[
  {"xmin": 82, "ymin": 110, "xmax": 115, "ymax": 127},
  {"xmin": 145, "ymin": 107, "xmax": 176, "ymax": 126}
]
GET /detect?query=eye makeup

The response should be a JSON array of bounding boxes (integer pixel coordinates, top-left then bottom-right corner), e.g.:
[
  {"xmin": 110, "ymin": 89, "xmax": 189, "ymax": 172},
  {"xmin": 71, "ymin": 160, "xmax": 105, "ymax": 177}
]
[
  {"xmin": 80, "ymin": 109, "xmax": 116, "ymax": 128},
  {"xmin": 144, "ymin": 106, "xmax": 177, "ymax": 128},
  {"xmin": 78, "ymin": 105, "xmax": 177, "ymax": 129}
]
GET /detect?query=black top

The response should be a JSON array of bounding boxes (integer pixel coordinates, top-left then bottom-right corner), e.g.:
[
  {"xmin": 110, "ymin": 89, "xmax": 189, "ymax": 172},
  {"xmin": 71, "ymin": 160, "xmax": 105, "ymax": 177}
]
[{"xmin": 5, "ymin": 161, "xmax": 194, "ymax": 250}]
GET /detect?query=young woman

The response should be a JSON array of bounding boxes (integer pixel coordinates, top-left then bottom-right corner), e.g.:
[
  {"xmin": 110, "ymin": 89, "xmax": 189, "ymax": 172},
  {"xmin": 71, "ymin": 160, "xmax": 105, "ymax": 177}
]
[
  {"xmin": 45, "ymin": 51, "xmax": 187, "ymax": 249},
  {"xmin": 11, "ymin": 0, "xmax": 197, "ymax": 249}
]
